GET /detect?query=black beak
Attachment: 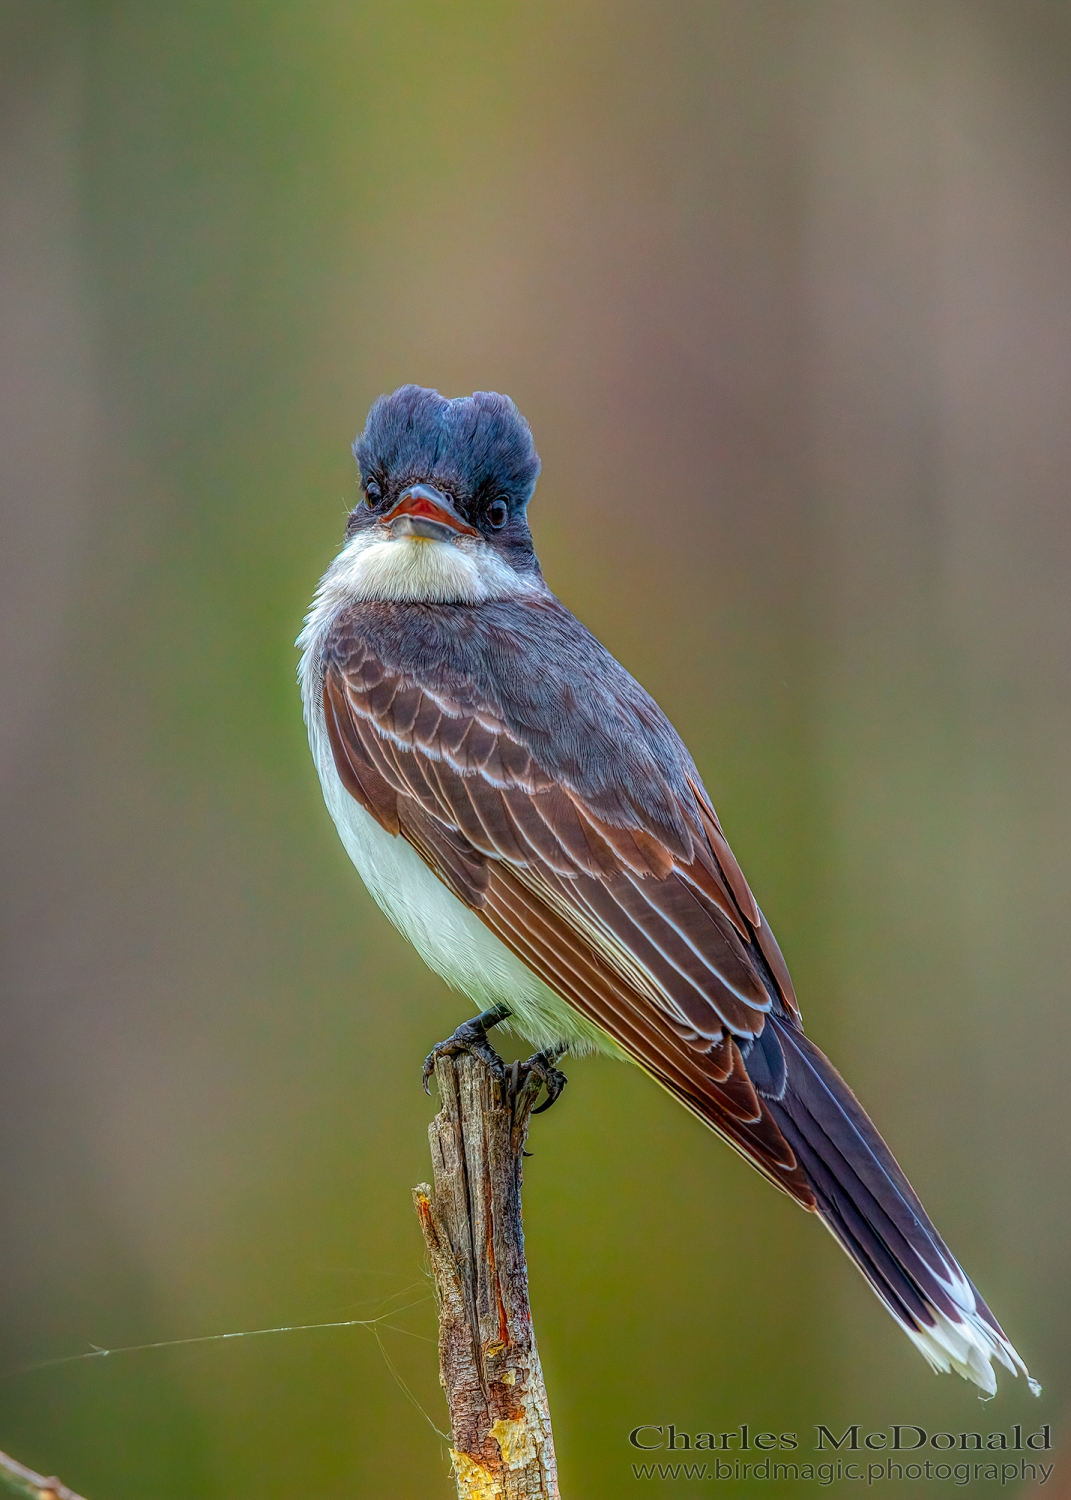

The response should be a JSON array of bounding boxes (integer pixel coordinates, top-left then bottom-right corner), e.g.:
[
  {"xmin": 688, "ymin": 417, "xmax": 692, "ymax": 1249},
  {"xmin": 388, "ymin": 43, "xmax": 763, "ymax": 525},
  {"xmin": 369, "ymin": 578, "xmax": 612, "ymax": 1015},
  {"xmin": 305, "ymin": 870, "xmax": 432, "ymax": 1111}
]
[{"xmin": 383, "ymin": 484, "xmax": 479, "ymax": 542}]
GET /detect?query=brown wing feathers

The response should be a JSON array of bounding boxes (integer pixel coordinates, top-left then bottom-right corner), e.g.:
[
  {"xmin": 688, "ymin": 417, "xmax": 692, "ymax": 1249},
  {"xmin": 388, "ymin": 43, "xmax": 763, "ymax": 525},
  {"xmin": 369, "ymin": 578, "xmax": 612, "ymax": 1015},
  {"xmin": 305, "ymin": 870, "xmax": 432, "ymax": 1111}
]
[
  {"xmin": 323, "ymin": 654, "xmax": 815, "ymax": 1208},
  {"xmin": 481, "ymin": 865, "xmax": 810, "ymax": 1196}
]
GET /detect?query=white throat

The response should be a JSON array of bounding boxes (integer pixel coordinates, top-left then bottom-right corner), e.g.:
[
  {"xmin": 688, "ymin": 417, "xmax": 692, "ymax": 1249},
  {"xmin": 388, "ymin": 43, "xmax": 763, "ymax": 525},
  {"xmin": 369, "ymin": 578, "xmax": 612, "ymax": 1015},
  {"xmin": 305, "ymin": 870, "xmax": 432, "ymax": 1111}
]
[
  {"xmin": 311, "ymin": 528, "xmax": 537, "ymax": 611},
  {"xmin": 296, "ymin": 527, "xmax": 540, "ymax": 717}
]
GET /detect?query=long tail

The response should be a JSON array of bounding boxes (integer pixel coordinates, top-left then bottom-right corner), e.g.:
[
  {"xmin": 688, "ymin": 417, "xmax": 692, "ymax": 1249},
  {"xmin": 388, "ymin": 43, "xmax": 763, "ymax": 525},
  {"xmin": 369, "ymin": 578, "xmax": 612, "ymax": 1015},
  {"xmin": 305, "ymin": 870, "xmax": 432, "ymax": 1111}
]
[{"xmin": 763, "ymin": 1018, "xmax": 1038, "ymax": 1396}]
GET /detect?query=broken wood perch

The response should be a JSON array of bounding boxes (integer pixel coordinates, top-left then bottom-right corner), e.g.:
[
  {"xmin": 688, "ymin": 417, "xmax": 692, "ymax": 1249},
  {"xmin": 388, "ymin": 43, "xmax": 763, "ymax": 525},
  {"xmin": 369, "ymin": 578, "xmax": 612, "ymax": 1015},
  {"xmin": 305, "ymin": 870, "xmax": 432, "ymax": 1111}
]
[{"xmin": 414, "ymin": 1054, "xmax": 560, "ymax": 1500}]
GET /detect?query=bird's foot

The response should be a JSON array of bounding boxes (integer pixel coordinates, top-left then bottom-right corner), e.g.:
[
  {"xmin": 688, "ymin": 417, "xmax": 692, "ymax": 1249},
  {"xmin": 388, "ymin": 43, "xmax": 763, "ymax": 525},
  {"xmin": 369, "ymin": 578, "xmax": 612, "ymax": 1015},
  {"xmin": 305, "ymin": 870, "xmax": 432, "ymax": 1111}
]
[
  {"xmin": 510, "ymin": 1046, "xmax": 568, "ymax": 1114},
  {"xmin": 422, "ymin": 1003, "xmax": 512, "ymax": 1094},
  {"xmin": 422, "ymin": 1010, "xmax": 568, "ymax": 1115}
]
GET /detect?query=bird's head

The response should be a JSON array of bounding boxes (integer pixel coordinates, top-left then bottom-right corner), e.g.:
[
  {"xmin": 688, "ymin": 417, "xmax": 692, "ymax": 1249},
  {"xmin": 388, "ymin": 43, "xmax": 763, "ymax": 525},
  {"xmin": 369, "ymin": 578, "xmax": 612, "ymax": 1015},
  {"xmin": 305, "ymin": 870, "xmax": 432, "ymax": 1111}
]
[{"xmin": 333, "ymin": 385, "xmax": 543, "ymax": 605}]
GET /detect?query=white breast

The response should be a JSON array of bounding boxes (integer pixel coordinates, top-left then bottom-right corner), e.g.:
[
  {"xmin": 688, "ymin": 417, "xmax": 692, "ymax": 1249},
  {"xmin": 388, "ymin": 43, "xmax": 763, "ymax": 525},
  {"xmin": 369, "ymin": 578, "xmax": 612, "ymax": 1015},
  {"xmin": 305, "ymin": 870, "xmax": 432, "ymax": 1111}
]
[{"xmin": 297, "ymin": 552, "xmax": 623, "ymax": 1057}]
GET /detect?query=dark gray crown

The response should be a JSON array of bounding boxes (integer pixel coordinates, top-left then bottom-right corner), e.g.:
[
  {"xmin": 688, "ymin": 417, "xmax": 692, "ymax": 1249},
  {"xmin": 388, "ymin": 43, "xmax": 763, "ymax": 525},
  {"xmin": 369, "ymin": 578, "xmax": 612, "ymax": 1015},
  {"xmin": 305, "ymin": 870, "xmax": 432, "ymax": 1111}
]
[{"xmin": 353, "ymin": 386, "xmax": 541, "ymax": 506}]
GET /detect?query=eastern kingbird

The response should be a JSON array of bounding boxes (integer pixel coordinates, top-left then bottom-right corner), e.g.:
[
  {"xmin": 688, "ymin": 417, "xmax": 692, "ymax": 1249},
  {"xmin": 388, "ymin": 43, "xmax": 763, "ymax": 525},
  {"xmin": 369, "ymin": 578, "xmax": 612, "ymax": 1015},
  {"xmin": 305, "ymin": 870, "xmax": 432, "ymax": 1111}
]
[{"xmin": 299, "ymin": 385, "xmax": 1036, "ymax": 1396}]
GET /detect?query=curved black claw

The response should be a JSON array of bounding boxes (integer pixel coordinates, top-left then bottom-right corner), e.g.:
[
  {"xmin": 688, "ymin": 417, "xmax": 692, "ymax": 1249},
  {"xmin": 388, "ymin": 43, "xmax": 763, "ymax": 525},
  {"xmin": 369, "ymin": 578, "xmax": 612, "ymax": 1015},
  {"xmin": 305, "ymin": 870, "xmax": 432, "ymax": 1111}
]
[
  {"xmin": 518, "ymin": 1047, "xmax": 568, "ymax": 1114},
  {"xmin": 422, "ymin": 1003, "xmax": 512, "ymax": 1094}
]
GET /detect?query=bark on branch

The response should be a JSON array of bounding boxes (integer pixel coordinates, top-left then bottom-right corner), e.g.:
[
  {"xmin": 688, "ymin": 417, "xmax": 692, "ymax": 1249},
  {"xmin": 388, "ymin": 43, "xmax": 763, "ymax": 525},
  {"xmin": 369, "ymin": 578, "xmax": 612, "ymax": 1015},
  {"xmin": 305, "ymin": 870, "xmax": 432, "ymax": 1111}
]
[
  {"xmin": 0, "ymin": 1451, "xmax": 89, "ymax": 1500},
  {"xmin": 414, "ymin": 1055, "xmax": 560, "ymax": 1500}
]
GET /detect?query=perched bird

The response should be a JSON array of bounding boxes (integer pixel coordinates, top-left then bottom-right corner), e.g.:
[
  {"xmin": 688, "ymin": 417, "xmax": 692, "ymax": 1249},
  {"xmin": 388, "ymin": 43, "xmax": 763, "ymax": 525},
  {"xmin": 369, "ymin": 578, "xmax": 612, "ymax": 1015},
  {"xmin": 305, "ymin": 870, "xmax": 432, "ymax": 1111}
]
[{"xmin": 299, "ymin": 384, "xmax": 1035, "ymax": 1396}]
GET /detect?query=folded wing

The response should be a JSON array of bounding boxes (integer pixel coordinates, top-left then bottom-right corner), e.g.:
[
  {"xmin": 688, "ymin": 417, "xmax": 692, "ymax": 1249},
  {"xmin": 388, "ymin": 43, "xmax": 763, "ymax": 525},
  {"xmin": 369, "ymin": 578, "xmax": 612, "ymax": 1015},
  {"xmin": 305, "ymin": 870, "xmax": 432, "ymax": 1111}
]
[{"xmin": 322, "ymin": 629, "xmax": 814, "ymax": 1207}]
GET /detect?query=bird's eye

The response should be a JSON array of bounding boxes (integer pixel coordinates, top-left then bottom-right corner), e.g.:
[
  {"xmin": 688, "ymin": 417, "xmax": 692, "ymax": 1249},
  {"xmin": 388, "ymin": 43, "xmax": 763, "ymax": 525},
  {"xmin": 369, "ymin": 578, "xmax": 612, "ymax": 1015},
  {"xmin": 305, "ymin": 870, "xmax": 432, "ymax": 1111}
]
[
  {"xmin": 365, "ymin": 478, "xmax": 382, "ymax": 506},
  {"xmin": 487, "ymin": 497, "xmax": 509, "ymax": 529}
]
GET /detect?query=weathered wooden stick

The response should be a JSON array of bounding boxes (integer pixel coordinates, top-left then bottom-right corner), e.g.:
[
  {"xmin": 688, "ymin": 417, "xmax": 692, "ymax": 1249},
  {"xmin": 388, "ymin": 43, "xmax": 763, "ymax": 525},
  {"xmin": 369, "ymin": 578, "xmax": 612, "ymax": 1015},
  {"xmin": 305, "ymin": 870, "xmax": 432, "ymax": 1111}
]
[
  {"xmin": 0, "ymin": 1450, "xmax": 89, "ymax": 1500},
  {"xmin": 414, "ymin": 1054, "xmax": 560, "ymax": 1500}
]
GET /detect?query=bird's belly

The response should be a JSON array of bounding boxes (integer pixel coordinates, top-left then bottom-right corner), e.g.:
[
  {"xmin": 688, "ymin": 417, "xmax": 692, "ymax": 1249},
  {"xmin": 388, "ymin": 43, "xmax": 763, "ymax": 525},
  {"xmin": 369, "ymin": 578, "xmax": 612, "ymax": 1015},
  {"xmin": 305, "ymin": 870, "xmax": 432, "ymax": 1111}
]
[{"xmin": 311, "ymin": 724, "xmax": 623, "ymax": 1058}]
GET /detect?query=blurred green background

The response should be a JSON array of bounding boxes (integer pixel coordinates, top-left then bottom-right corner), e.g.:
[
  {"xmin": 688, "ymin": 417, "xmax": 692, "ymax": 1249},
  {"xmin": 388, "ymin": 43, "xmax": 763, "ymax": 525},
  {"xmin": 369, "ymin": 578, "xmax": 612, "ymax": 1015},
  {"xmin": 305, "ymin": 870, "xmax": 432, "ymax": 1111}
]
[{"xmin": 1, "ymin": 3, "xmax": 1069, "ymax": 1496}]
